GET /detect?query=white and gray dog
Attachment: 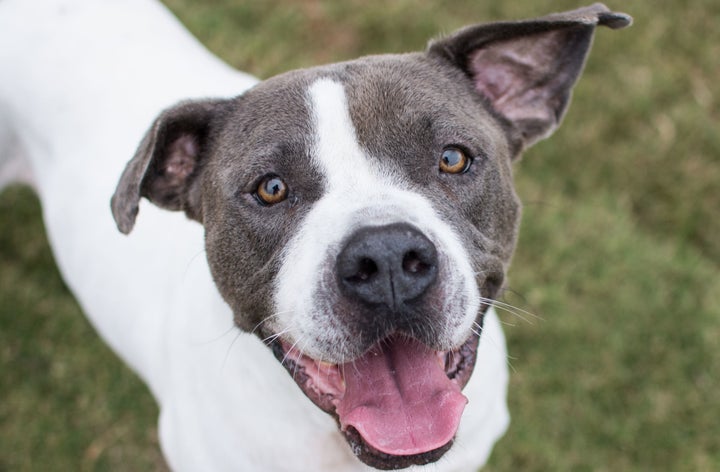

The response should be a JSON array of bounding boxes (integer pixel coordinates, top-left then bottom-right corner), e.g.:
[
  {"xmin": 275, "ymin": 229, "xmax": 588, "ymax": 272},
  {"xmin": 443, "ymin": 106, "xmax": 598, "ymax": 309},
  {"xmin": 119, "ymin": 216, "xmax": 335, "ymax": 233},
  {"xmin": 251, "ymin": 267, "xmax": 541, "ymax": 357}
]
[{"xmin": 0, "ymin": 1, "xmax": 630, "ymax": 470}]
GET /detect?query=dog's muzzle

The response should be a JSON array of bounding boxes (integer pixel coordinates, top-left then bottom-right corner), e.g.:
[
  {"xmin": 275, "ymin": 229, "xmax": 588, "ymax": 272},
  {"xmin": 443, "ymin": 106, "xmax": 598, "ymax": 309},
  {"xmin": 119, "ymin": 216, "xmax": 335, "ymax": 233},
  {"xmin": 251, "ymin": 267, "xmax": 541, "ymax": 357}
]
[{"xmin": 268, "ymin": 222, "xmax": 488, "ymax": 469}]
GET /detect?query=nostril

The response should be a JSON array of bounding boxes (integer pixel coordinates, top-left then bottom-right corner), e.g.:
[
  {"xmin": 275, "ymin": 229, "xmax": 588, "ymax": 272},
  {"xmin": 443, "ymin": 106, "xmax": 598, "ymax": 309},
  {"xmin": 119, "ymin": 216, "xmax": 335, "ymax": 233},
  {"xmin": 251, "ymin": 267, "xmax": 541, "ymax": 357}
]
[
  {"xmin": 336, "ymin": 223, "xmax": 438, "ymax": 309},
  {"xmin": 346, "ymin": 257, "xmax": 378, "ymax": 283},
  {"xmin": 402, "ymin": 250, "xmax": 430, "ymax": 275}
]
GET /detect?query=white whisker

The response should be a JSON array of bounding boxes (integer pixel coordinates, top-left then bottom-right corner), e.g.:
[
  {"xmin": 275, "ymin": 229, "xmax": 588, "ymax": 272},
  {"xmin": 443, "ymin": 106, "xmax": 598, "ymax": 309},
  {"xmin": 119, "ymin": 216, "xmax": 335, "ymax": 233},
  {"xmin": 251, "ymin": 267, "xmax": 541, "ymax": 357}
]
[
  {"xmin": 262, "ymin": 324, "xmax": 297, "ymax": 345},
  {"xmin": 281, "ymin": 335, "xmax": 306, "ymax": 367},
  {"xmin": 190, "ymin": 323, "xmax": 237, "ymax": 346},
  {"xmin": 221, "ymin": 330, "xmax": 243, "ymax": 371},
  {"xmin": 250, "ymin": 309, "xmax": 295, "ymax": 336},
  {"xmin": 480, "ymin": 296, "xmax": 543, "ymax": 325},
  {"xmin": 474, "ymin": 321, "xmax": 517, "ymax": 373}
]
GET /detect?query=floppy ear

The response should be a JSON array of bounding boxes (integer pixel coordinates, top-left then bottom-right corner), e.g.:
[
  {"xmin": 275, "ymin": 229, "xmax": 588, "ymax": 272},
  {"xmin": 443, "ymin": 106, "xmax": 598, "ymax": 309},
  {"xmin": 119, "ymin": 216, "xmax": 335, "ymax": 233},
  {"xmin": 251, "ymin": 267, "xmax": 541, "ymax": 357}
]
[
  {"xmin": 428, "ymin": 3, "xmax": 631, "ymax": 155},
  {"xmin": 111, "ymin": 99, "xmax": 228, "ymax": 234}
]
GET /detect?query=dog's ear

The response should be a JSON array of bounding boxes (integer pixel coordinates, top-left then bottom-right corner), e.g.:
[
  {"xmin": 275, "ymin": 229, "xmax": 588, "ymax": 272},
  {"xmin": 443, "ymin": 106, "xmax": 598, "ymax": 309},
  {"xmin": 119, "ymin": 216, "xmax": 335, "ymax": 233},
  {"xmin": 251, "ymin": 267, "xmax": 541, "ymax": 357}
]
[
  {"xmin": 111, "ymin": 99, "xmax": 228, "ymax": 234},
  {"xmin": 428, "ymin": 3, "xmax": 631, "ymax": 156}
]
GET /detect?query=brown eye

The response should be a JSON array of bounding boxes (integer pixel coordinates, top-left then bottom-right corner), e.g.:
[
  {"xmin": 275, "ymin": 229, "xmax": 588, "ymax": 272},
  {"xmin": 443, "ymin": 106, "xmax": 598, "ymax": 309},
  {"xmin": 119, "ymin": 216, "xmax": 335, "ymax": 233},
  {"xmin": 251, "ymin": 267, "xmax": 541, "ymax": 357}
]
[
  {"xmin": 439, "ymin": 147, "xmax": 471, "ymax": 174},
  {"xmin": 255, "ymin": 175, "xmax": 288, "ymax": 205}
]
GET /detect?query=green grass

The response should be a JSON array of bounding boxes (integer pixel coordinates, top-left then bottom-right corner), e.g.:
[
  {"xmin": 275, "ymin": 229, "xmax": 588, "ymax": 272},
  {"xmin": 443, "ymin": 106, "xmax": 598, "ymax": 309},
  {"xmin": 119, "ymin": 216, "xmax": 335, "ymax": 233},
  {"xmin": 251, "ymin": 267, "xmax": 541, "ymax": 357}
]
[{"xmin": 1, "ymin": 0, "xmax": 718, "ymax": 470}]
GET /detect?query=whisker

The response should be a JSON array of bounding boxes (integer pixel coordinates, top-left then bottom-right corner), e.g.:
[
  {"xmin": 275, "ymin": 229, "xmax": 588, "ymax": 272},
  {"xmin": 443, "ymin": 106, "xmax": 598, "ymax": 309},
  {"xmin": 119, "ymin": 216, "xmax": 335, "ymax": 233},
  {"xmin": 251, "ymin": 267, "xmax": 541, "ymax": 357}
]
[
  {"xmin": 281, "ymin": 335, "xmax": 305, "ymax": 367},
  {"xmin": 221, "ymin": 330, "xmax": 243, "ymax": 371},
  {"xmin": 181, "ymin": 248, "xmax": 208, "ymax": 283},
  {"xmin": 295, "ymin": 337, "xmax": 314, "ymax": 379},
  {"xmin": 474, "ymin": 322, "xmax": 517, "ymax": 373},
  {"xmin": 250, "ymin": 309, "xmax": 295, "ymax": 337},
  {"xmin": 262, "ymin": 325, "xmax": 297, "ymax": 345},
  {"xmin": 190, "ymin": 323, "xmax": 237, "ymax": 346},
  {"xmin": 499, "ymin": 288, "xmax": 545, "ymax": 319},
  {"xmin": 480, "ymin": 296, "xmax": 543, "ymax": 325},
  {"xmin": 493, "ymin": 299, "xmax": 542, "ymax": 321}
]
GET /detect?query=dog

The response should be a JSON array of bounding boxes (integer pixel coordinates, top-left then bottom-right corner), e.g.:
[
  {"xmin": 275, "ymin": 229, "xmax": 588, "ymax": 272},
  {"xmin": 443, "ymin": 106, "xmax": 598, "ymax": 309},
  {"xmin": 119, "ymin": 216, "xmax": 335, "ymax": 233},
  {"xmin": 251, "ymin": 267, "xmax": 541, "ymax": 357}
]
[{"xmin": 0, "ymin": 1, "xmax": 631, "ymax": 470}]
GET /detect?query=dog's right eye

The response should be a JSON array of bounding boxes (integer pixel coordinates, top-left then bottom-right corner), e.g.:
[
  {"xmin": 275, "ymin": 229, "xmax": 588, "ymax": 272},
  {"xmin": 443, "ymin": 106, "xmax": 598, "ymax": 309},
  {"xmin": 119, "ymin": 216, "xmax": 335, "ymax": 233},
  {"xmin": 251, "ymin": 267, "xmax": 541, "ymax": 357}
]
[
  {"xmin": 254, "ymin": 175, "xmax": 289, "ymax": 206},
  {"xmin": 439, "ymin": 147, "xmax": 472, "ymax": 174}
]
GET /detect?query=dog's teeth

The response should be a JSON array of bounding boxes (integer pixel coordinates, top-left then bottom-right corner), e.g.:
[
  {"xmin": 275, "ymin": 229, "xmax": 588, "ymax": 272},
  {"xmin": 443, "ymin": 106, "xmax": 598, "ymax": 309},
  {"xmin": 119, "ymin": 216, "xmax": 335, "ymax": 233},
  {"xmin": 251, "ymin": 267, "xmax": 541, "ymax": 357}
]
[{"xmin": 436, "ymin": 351, "xmax": 447, "ymax": 368}]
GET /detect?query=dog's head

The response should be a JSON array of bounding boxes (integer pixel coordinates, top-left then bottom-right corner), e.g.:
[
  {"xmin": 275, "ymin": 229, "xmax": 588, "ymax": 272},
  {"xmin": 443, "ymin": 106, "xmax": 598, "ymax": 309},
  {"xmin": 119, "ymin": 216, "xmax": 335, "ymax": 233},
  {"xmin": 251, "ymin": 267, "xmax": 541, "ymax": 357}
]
[{"xmin": 112, "ymin": 5, "xmax": 629, "ymax": 469}]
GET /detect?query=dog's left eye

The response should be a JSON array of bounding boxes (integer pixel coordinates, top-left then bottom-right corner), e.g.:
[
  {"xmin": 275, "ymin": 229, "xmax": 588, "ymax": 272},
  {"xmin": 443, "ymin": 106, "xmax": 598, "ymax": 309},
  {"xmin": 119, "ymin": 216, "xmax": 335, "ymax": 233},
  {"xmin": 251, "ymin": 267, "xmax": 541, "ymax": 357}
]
[
  {"xmin": 439, "ymin": 147, "xmax": 472, "ymax": 174},
  {"xmin": 254, "ymin": 175, "xmax": 289, "ymax": 205}
]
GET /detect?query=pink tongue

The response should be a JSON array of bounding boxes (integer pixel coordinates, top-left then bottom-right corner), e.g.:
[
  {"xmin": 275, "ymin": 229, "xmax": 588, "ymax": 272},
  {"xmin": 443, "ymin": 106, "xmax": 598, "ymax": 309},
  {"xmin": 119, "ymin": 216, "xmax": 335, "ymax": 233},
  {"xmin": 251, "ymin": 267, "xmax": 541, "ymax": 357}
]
[{"xmin": 336, "ymin": 337, "xmax": 467, "ymax": 456}]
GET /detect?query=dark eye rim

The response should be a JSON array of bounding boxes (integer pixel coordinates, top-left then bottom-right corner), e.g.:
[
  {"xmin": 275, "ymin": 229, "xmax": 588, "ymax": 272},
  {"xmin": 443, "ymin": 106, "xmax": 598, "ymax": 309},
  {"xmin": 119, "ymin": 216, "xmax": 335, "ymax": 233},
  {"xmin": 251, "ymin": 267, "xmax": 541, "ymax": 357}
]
[
  {"xmin": 253, "ymin": 173, "xmax": 289, "ymax": 206},
  {"xmin": 439, "ymin": 145, "xmax": 474, "ymax": 174}
]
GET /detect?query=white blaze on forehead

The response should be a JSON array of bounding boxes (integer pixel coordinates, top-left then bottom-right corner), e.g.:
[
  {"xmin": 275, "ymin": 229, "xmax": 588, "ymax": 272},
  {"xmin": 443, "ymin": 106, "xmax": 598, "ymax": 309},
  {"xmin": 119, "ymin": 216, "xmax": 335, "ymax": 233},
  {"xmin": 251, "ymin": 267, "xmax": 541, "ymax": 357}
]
[
  {"xmin": 273, "ymin": 78, "xmax": 480, "ymax": 360},
  {"xmin": 308, "ymin": 78, "xmax": 398, "ymax": 192}
]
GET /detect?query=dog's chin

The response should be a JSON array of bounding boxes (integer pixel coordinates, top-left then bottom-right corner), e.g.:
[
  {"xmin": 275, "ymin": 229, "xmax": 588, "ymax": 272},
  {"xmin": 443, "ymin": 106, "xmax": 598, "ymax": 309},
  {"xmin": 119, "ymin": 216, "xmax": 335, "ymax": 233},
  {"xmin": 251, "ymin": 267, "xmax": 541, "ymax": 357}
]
[{"xmin": 269, "ymin": 325, "xmax": 481, "ymax": 470}]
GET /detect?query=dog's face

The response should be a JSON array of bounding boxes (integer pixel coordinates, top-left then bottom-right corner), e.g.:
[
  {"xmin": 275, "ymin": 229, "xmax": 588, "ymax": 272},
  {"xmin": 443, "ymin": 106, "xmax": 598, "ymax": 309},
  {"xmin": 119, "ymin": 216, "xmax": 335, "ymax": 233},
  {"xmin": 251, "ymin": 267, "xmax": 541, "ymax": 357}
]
[
  {"xmin": 112, "ymin": 5, "xmax": 630, "ymax": 470},
  {"xmin": 205, "ymin": 64, "xmax": 519, "ymax": 467}
]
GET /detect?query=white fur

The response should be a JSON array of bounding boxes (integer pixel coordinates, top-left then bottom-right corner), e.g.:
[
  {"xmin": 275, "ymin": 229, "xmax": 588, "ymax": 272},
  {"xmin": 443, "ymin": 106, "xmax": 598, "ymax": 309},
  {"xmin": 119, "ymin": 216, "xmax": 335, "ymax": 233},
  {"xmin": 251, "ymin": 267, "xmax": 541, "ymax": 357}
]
[{"xmin": 0, "ymin": 1, "xmax": 509, "ymax": 470}]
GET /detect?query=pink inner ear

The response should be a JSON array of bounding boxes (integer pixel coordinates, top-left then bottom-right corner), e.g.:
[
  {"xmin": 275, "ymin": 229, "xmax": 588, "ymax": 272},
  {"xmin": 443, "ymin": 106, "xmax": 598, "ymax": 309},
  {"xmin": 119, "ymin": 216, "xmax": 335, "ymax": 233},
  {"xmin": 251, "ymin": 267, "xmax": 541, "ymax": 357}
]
[
  {"xmin": 164, "ymin": 134, "xmax": 199, "ymax": 182},
  {"xmin": 468, "ymin": 29, "xmax": 571, "ymax": 126}
]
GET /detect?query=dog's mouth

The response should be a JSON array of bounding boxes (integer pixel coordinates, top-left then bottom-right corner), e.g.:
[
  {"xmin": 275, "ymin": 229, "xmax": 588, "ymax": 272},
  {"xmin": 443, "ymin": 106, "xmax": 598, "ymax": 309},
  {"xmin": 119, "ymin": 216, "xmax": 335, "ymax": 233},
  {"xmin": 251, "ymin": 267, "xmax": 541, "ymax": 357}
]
[{"xmin": 270, "ymin": 329, "xmax": 480, "ymax": 470}]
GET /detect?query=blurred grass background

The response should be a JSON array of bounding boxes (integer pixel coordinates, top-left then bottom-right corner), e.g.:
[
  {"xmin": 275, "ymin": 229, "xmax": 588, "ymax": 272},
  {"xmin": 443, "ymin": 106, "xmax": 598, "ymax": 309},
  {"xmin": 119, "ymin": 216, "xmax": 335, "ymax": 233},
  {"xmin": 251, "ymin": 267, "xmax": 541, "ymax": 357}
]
[{"xmin": 1, "ymin": 0, "xmax": 718, "ymax": 470}]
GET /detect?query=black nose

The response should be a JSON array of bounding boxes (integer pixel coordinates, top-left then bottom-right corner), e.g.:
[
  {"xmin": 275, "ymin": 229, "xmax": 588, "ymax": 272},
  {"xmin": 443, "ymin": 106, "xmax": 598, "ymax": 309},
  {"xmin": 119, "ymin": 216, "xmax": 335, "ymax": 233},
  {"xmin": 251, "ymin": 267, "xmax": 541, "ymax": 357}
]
[{"xmin": 336, "ymin": 223, "xmax": 438, "ymax": 310}]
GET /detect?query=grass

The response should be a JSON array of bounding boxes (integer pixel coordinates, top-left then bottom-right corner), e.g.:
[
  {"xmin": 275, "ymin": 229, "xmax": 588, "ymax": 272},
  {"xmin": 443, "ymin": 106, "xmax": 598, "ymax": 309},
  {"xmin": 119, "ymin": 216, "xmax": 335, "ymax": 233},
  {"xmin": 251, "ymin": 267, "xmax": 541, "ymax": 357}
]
[{"xmin": 1, "ymin": 0, "xmax": 718, "ymax": 470}]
